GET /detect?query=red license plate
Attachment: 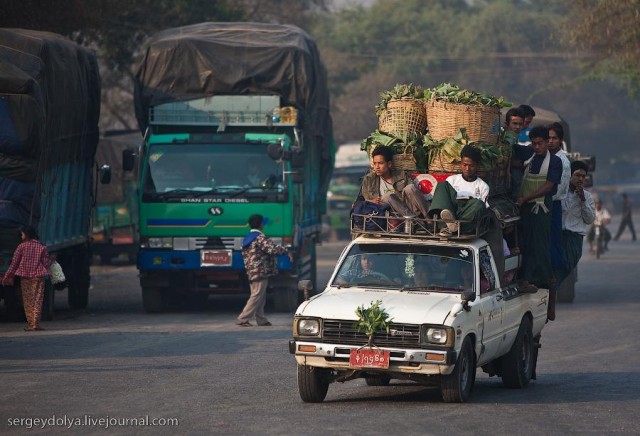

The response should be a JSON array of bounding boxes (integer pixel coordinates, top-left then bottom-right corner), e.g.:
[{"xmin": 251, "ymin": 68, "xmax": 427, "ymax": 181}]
[
  {"xmin": 349, "ymin": 348, "xmax": 390, "ymax": 368},
  {"xmin": 201, "ymin": 250, "xmax": 232, "ymax": 266}
]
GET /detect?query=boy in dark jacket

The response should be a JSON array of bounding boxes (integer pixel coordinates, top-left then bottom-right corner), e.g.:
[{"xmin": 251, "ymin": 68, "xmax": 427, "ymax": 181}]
[{"xmin": 237, "ymin": 214, "xmax": 291, "ymax": 327}]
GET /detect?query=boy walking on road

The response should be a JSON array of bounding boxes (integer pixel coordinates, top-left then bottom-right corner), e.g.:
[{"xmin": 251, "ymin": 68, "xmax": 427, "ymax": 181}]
[{"xmin": 237, "ymin": 214, "xmax": 292, "ymax": 327}]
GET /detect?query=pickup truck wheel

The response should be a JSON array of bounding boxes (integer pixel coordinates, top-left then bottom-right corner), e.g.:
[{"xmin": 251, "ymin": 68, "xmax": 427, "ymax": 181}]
[
  {"xmin": 502, "ymin": 316, "xmax": 534, "ymax": 388},
  {"xmin": 142, "ymin": 287, "xmax": 165, "ymax": 313},
  {"xmin": 273, "ymin": 286, "xmax": 298, "ymax": 313},
  {"xmin": 297, "ymin": 364, "xmax": 329, "ymax": 403},
  {"xmin": 365, "ymin": 375, "xmax": 391, "ymax": 386},
  {"xmin": 441, "ymin": 336, "xmax": 475, "ymax": 403}
]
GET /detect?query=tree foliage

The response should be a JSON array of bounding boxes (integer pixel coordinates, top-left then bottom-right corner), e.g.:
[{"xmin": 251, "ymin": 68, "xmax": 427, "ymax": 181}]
[{"xmin": 564, "ymin": 0, "xmax": 640, "ymax": 95}]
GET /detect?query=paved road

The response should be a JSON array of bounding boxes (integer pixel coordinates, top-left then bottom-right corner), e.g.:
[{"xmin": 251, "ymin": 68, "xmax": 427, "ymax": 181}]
[{"xmin": 0, "ymin": 220, "xmax": 638, "ymax": 435}]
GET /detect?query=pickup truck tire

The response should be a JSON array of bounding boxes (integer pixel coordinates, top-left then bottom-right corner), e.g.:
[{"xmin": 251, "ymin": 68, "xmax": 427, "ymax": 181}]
[
  {"xmin": 297, "ymin": 364, "xmax": 329, "ymax": 403},
  {"xmin": 273, "ymin": 286, "xmax": 298, "ymax": 313},
  {"xmin": 142, "ymin": 287, "xmax": 165, "ymax": 313},
  {"xmin": 365, "ymin": 375, "xmax": 391, "ymax": 386},
  {"xmin": 441, "ymin": 336, "xmax": 475, "ymax": 403},
  {"xmin": 501, "ymin": 316, "xmax": 534, "ymax": 388}
]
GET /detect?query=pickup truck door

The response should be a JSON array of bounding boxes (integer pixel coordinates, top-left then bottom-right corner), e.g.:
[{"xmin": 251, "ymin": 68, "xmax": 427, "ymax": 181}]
[{"xmin": 476, "ymin": 248, "xmax": 504, "ymax": 365}]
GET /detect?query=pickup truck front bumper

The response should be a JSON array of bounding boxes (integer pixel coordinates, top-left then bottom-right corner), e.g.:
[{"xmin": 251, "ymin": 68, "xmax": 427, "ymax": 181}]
[{"xmin": 290, "ymin": 340, "xmax": 457, "ymax": 375}]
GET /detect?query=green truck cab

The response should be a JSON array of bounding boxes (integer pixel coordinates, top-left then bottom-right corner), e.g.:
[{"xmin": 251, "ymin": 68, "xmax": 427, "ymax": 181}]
[{"xmin": 129, "ymin": 23, "xmax": 334, "ymax": 313}]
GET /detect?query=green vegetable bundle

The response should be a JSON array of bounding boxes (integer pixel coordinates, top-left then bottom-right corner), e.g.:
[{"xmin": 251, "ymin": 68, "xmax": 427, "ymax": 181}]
[
  {"xmin": 424, "ymin": 83, "xmax": 512, "ymax": 109},
  {"xmin": 361, "ymin": 130, "xmax": 428, "ymax": 171}
]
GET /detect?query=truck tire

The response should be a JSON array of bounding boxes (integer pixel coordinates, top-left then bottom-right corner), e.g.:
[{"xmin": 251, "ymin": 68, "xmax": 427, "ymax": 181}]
[
  {"xmin": 441, "ymin": 336, "xmax": 475, "ymax": 403},
  {"xmin": 502, "ymin": 316, "xmax": 534, "ymax": 388},
  {"xmin": 273, "ymin": 286, "xmax": 299, "ymax": 313},
  {"xmin": 142, "ymin": 287, "xmax": 165, "ymax": 313},
  {"xmin": 41, "ymin": 280, "xmax": 55, "ymax": 321},
  {"xmin": 67, "ymin": 245, "xmax": 91, "ymax": 310},
  {"xmin": 557, "ymin": 268, "xmax": 576, "ymax": 303},
  {"xmin": 297, "ymin": 364, "xmax": 329, "ymax": 403}
]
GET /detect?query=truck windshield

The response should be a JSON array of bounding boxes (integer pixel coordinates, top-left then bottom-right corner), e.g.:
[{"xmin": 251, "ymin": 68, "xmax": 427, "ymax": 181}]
[
  {"xmin": 142, "ymin": 144, "xmax": 284, "ymax": 199},
  {"xmin": 332, "ymin": 244, "xmax": 474, "ymax": 292}
]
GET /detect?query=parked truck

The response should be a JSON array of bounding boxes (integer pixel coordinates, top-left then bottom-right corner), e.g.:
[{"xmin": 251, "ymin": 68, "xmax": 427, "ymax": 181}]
[
  {"xmin": 129, "ymin": 23, "xmax": 334, "ymax": 313},
  {"xmin": 92, "ymin": 130, "xmax": 140, "ymax": 264},
  {"xmin": 0, "ymin": 29, "xmax": 105, "ymax": 318}
]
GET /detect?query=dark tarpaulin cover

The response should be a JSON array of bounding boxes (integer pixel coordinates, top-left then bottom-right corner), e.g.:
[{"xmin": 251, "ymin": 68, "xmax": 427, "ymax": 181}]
[
  {"xmin": 0, "ymin": 28, "xmax": 101, "ymax": 230},
  {"xmin": 134, "ymin": 22, "xmax": 334, "ymax": 211}
]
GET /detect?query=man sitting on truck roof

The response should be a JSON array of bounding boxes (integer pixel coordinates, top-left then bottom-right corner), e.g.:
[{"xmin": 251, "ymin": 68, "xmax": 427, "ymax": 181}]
[
  {"xmin": 360, "ymin": 145, "xmax": 430, "ymax": 219},
  {"xmin": 427, "ymin": 145, "xmax": 490, "ymax": 236}
]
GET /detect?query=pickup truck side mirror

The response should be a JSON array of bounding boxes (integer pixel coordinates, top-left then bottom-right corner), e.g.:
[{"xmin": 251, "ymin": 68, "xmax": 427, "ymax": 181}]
[
  {"xmin": 122, "ymin": 149, "xmax": 135, "ymax": 171},
  {"xmin": 99, "ymin": 165, "xmax": 111, "ymax": 184},
  {"xmin": 267, "ymin": 143, "xmax": 284, "ymax": 161},
  {"xmin": 461, "ymin": 290, "xmax": 476, "ymax": 311}
]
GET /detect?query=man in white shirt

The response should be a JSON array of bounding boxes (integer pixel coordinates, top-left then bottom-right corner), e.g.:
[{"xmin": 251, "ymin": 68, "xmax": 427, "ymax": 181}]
[
  {"xmin": 587, "ymin": 199, "xmax": 612, "ymax": 253},
  {"xmin": 428, "ymin": 145, "xmax": 490, "ymax": 235},
  {"xmin": 560, "ymin": 160, "xmax": 595, "ymax": 282}
]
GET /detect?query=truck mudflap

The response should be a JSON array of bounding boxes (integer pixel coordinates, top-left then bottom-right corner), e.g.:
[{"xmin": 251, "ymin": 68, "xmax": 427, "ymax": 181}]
[{"xmin": 290, "ymin": 340, "xmax": 457, "ymax": 374}]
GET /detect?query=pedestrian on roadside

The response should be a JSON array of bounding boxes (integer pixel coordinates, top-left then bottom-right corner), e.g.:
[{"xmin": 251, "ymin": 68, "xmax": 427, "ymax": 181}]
[
  {"xmin": 613, "ymin": 193, "xmax": 636, "ymax": 241},
  {"xmin": 559, "ymin": 160, "xmax": 595, "ymax": 285},
  {"xmin": 1, "ymin": 225, "xmax": 51, "ymax": 331},
  {"xmin": 237, "ymin": 214, "xmax": 292, "ymax": 327}
]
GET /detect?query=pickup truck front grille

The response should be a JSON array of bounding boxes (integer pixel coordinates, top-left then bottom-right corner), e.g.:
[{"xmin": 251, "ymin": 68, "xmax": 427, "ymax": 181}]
[{"xmin": 322, "ymin": 319, "xmax": 421, "ymax": 347}]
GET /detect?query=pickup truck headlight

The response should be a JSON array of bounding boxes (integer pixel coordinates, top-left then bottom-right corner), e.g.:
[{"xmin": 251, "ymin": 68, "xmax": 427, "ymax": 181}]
[
  {"xmin": 421, "ymin": 326, "xmax": 454, "ymax": 346},
  {"xmin": 295, "ymin": 318, "xmax": 320, "ymax": 337}
]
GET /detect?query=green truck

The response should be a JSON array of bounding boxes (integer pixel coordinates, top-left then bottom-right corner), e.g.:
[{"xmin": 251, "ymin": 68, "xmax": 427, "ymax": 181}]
[
  {"xmin": 129, "ymin": 23, "xmax": 334, "ymax": 313},
  {"xmin": 92, "ymin": 130, "xmax": 140, "ymax": 264}
]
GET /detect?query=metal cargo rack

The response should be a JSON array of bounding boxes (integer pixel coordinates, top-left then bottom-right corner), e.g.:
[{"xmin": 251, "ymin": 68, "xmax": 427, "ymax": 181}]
[{"xmin": 350, "ymin": 213, "xmax": 494, "ymax": 241}]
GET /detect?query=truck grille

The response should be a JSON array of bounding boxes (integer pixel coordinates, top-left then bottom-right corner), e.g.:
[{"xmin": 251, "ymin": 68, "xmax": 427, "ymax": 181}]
[{"xmin": 322, "ymin": 319, "xmax": 421, "ymax": 347}]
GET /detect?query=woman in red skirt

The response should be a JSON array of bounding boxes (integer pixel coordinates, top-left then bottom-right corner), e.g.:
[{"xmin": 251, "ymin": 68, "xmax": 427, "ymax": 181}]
[{"xmin": 1, "ymin": 225, "xmax": 51, "ymax": 331}]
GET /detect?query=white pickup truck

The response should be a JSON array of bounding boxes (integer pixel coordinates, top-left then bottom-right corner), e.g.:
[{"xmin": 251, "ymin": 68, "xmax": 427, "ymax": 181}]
[{"xmin": 290, "ymin": 213, "xmax": 548, "ymax": 403}]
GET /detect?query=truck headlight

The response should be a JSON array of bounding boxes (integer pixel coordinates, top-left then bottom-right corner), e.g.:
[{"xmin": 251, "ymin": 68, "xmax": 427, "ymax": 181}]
[
  {"xmin": 295, "ymin": 318, "xmax": 320, "ymax": 337},
  {"xmin": 421, "ymin": 326, "xmax": 453, "ymax": 346},
  {"xmin": 148, "ymin": 237, "xmax": 173, "ymax": 249}
]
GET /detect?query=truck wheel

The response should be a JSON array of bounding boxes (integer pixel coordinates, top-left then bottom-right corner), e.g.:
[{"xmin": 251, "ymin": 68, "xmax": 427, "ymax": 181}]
[
  {"xmin": 142, "ymin": 287, "xmax": 165, "ymax": 313},
  {"xmin": 441, "ymin": 336, "xmax": 475, "ymax": 403},
  {"xmin": 557, "ymin": 268, "xmax": 576, "ymax": 303},
  {"xmin": 67, "ymin": 246, "xmax": 90, "ymax": 310},
  {"xmin": 41, "ymin": 280, "xmax": 55, "ymax": 321},
  {"xmin": 502, "ymin": 316, "xmax": 534, "ymax": 388},
  {"xmin": 273, "ymin": 286, "xmax": 298, "ymax": 313},
  {"xmin": 365, "ymin": 375, "xmax": 391, "ymax": 386},
  {"xmin": 297, "ymin": 364, "xmax": 329, "ymax": 403}
]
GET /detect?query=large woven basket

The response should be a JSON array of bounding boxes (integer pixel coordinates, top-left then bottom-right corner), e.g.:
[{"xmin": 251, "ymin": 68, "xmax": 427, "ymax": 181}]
[
  {"xmin": 378, "ymin": 98, "xmax": 427, "ymax": 137},
  {"xmin": 428, "ymin": 151, "xmax": 461, "ymax": 173},
  {"xmin": 426, "ymin": 100, "xmax": 501, "ymax": 144}
]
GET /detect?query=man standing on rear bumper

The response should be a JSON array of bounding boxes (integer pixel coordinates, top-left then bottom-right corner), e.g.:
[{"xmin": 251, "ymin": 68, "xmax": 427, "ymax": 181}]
[{"xmin": 237, "ymin": 214, "xmax": 291, "ymax": 327}]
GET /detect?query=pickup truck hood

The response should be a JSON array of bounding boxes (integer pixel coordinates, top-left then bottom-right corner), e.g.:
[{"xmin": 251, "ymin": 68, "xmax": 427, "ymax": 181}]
[{"xmin": 297, "ymin": 287, "xmax": 459, "ymax": 325}]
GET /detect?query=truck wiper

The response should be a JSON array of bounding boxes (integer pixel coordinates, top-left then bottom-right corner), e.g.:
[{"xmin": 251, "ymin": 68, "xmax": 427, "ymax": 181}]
[
  {"xmin": 151, "ymin": 189, "xmax": 198, "ymax": 199},
  {"xmin": 399, "ymin": 285, "xmax": 433, "ymax": 292}
]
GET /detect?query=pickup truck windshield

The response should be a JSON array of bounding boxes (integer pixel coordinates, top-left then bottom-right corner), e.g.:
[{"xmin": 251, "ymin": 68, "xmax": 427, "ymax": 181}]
[
  {"xmin": 332, "ymin": 243, "xmax": 474, "ymax": 292},
  {"xmin": 142, "ymin": 144, "xmax": 284, "ymax": 199}
]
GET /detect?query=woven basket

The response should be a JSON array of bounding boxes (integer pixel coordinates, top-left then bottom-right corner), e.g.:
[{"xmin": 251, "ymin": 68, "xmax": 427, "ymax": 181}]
[
  {"xmin": 392, "ymin": 145, "xmax": 417, "ymax": 171},
  {"xmin": 378, "ymin": 98, "xmax": 427, "ymax": 137},
  {"xmin": 425, "ymin": 100, "xmax": 501, "ymax": 143},
  {"xmin": 477, "ymin": 160, "xmax": 510, "ymax": 195}
]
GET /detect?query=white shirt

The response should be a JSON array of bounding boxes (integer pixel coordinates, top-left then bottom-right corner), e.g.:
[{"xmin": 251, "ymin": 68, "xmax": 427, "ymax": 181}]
[
  {"xmin": 593, "ymin": 207, "xmax": 611, "ymax": 226},
  {"xmin": 446, "ymin": 174, "xmax": 490, "ymax": 207},
  {"xmin": 561, "ymin": 189, "xmax": 596, "ymax": 235},
  {"xmin": 552, "ymin": 150, "xmax": 571, "ymax": 201}
]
